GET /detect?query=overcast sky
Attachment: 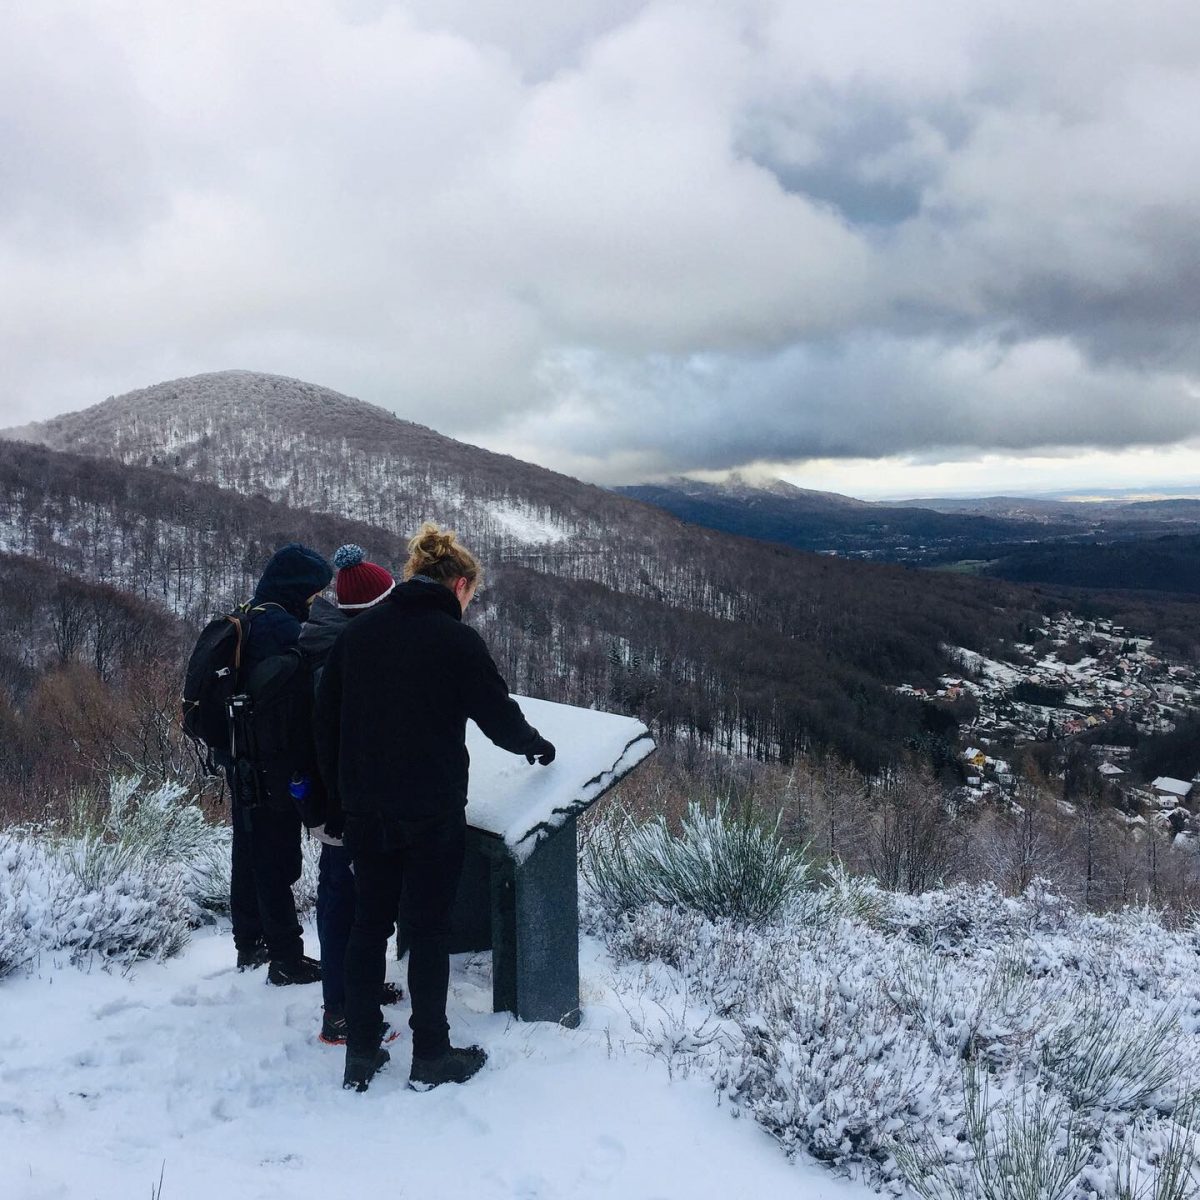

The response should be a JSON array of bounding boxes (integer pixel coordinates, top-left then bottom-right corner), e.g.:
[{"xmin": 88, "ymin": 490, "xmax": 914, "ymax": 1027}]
[{"xmin": 2, "ymin": 0, "xmax": 1198, "ymax": 496}]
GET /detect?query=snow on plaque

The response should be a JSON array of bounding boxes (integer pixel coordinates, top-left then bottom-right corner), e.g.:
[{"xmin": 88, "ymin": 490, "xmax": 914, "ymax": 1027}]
[{"xmin": 465, "ymin": 695, "xmax": 654, "ymax": 862}]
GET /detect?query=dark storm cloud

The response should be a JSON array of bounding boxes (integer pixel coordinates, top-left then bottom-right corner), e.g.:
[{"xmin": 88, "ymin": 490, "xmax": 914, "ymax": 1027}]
[{"xmin": 509, "ymin": 336, "xmax": 1199, "ymax": 480}]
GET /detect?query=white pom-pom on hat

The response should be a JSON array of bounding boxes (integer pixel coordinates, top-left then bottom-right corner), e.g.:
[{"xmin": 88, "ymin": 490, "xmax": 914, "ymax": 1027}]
[{"xmin": 333, "ymin": 543, "xmax": 366, "ymax": 570}]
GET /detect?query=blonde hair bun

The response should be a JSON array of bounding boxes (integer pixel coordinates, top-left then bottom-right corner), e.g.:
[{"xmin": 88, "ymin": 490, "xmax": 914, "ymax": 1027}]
[{"xmin": 404, "ymin": 521, "xmax": 482, "ymax": 586}]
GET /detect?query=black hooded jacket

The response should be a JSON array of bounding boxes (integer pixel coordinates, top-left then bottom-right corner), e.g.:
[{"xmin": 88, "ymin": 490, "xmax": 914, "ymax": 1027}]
[
  {"xmin": 245, "ymin": 543, "xmax": 334, "ymax": 668},
  {"xmin": 296, "ymin": 596, "xmax": 351, "ymax": 829},
  {"xmin": 234, "ymin": 544, "xmax": 332, "ymax": 812},
  {"xmin": 314, "ymin": 578, "xmax": 542, "ymax": 827}
]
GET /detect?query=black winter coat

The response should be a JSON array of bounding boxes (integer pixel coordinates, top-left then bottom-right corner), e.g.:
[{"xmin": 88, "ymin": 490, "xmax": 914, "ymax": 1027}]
[
  {"xmin": 296, "ymin": 597, "xmax": 351, "ymax": 829},
  {"xmin": 298, "ymin": 596, "xmax": 349, "ymax": 690},
  {"xmin": 231, "ymin": 544, "xmax": 332, "ymax": 814},
  {"xmin": 314, "ymin": 578, "xmax": 542, "ymax": 828}
]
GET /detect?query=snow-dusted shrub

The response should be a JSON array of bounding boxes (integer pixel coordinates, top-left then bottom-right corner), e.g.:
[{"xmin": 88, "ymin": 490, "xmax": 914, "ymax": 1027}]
[
  {"xmin": 1111, "ymin": 1105, "xmax": 1200, "ymax": 1200},
  {"xmin": 583, "ymin": 801, "xmax": 810, "ymax": 925},
  {"xmin": 588, "ymin": 866, "xmax": 1200, "ymax": 1197},
  {"xmin": 1020, "ymin": 877, "xmax": 1076, "ymax": 934},
  {"xmin": 0, "ymin": 828, "xmax": 191, "ymax": 972},
  {"xmin": 293, "ymin": 832, "xmax": 321, "ymax": 915},
  {"xmin": 821, "ymin": 859, "xmax": 889, "ymax": 926},
  {"xmin": 599, "ymin": 900, "xmax": 959, "ymax": 1169},
  {"xmin": 51, "ymin": 837, "xmax": 191, "ymax": 960},
  {"xmin": 65, "ymin": 774, "xmax": 238, "ymax": 924},
  {"xmin": 1041, "ymin": 996, "xmax": 1180, "ymax": 1111},
  {"xmin": 897, "ymin": 1068, "xmax": 1088, "ymax": 1200},
  {"xmin": 883, "ymin": 878, "xmax": 1081, "ymax": 954},
  {"xmin": 186, "ymin": 832, "xmax": 233, "ymax": 916},
  {"xmin": 612, "ymin": 959, "xmax": 729, "ymax": 1081},
  {"xmin": 167, "ymin": 807, "xmax": 320, "ymax": 919},
  {"xmin": 0, "ymin": 774, "xmax": 241, "ymax": 974},
  {"xmin": 98, "ymin": 775, "xmax": 216, "ymax": 868},
  {"xmin": 0, "ymin": 834, "xmax": 34, "ymax": 977},
  {"xmin": 603, "ymin": 902, "xmax": 713, "ymax": 972},
  {"xmin": 884, "ymin": 882, "xmax": 1026, "ymax": 950},
  {"xmin": 724, "ymin": 968, "xmax": 954, "ymax": 1167},
  {"xmin": 885, "ymin": 947, "xmax": 1040, "ymax": 1067}
]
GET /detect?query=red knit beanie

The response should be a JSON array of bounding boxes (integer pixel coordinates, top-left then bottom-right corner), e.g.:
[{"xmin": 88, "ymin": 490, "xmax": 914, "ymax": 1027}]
[{"xmin": 332, "ymin": 544, "xmax": 395, "ymax": 610}]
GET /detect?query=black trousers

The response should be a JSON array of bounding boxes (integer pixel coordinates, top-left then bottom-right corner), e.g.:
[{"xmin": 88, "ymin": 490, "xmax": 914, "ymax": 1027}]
[
  {"xmin": 344, "ymin": 810, "xmax": 466, "ymax": 1059},
  {"xmin": 230, "ymin": 795, "xmax": 304, "ymax": 963}
]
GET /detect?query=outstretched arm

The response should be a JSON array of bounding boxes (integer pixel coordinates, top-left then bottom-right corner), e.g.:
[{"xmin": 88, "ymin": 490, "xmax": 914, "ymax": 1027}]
[{"xmin": 462, "ymin": 629, "xmax": 552, "ymax": 762}]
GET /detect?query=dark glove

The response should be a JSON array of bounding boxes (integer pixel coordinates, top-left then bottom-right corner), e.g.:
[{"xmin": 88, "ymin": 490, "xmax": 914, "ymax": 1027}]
[{"xmin": 525, "ymin": 736, "xmax": 556, "ymax": 766}]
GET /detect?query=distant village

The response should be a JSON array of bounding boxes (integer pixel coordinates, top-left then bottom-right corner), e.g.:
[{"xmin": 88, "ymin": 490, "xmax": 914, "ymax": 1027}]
[{"xmin": 897, "ymin": 612, "xmax": 1200, "ymax": 832}]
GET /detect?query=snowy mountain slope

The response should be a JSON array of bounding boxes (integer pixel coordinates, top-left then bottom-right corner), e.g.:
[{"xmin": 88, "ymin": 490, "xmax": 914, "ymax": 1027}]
[
  {"xmin": 0, "ymin": 926, "xmax": 867, "ymax": 1200},
  {"xmin": 0, "ymin": 372, "xmax": 1052, "ymax": 768},
  {"xmin": 5, "ymin": 370, "xmax": 624, "ymax": 554}
]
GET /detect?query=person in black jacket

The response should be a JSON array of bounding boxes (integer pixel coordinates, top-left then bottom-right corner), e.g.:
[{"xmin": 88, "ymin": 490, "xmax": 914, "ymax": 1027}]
[
  {"xmin": 229, "ymin": 542, "xmax": 332, "ymax": 985},
  {"xmin": 316, "ymin": 523, "xmax": 555, "ymax": 1092},
  {"xmin": 299, "ymin": 547, "xmax": 404, "ymax": 1044}
]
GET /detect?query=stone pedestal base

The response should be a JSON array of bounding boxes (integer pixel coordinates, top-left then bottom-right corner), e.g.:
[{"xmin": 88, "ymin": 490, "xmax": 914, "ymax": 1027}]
[{"xmin": 441, "ymin": 820, "xmax": 581, "ymax": 1027}]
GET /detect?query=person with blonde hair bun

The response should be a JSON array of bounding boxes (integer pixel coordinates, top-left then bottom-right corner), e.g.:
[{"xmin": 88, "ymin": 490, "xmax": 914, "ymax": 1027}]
[{"xmin": 315, "ymin": 522, "xmax": 555, "ymax": 1093}]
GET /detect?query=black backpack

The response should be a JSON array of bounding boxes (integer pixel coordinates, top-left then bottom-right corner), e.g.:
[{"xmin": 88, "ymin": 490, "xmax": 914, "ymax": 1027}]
[{"xmin": 181, "ymin": 606, "xmax": 263, "ymax": 773}]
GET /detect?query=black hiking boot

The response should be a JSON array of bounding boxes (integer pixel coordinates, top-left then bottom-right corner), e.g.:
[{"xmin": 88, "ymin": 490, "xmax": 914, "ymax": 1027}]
[
  {"xmin": 380, "ymin": 980, "xmax": 405, "ymax": 1005},
  {"xmin": 266, "ymin": 955, "xmax": 322, "ymax": 986},
  {"xmin": 236, "ymin": 941, "xmax": 270, "ymax": 971},
  {"xmin": 343, "ymin": 1046, "xmax": 390, "ymax": 1093},
  {"xmin": 320, "ymin": 1009, "xmax": 349, "ymax": 1045},
  {"xmin": 408, "ymin": 1045, "xmax": 487, "ymax": 1091},
  {"xmin": 319, "ymin": 1011, "xmax": 401, "ymax": 1048}
]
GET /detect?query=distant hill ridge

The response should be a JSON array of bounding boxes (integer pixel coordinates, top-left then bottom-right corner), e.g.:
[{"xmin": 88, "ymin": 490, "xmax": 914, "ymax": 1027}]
[
  {"xmin": 616, "ymin": 476, "xmax": 1056, "ymax": 556},
  {"xmin": 620, "ymin": 475, "xmax": 1200, "ymax": 595},
  {"xmin": 896, "ymin": 495, "xmax": 1200, "ymax": 522},
  {"xmin": 664, "ymin": 472, "xmax": 876, "ymax": 509}
]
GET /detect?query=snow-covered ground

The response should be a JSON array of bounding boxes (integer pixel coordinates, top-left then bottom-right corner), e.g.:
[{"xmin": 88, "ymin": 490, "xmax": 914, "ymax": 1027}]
[
  {"xmin": 487, "ymin": 502, "xmax": 573, "ymax": 546},
  {"xmin": 0, "ymin": 926, "xmax": 867, "ymax": 1200}
]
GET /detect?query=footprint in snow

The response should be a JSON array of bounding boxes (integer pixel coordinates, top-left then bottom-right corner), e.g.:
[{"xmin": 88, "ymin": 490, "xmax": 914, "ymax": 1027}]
[
  {"xmin": 92, "ymin": 997, "xmax": 150, "ymax": 1020},
  {"xmin": 578, "ymin": 1135, "xmax": 627, "ymax": 1185},
  {"xmin": 169, "ymin": 983, "xmax": 239, "ymax": 1008},
  {"xmin": 283, "ymin": 1003, "xmax": 320, "ymax": 1032},
  {"xmin": 260, "ymin": 1154, "xmax": 303, "ymax": 1169},
  {"xmin": 512, "ymin": 1172, "xmax": 551, "ymax": 1198}
]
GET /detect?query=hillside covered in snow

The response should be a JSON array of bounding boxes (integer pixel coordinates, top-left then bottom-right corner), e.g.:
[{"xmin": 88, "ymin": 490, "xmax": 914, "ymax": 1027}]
[
  {"xmin": 0, "ymin": 370, "xmax": 1055, "ymax": 772},
  {"xmin": 6, "ymin": 370, "xmax": 619, "ymax": 555}
]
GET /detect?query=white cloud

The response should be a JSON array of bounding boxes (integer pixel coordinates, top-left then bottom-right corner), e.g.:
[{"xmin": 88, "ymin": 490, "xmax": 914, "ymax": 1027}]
[{"xmin": 0, "ymin": 0, "xmax": 1197, "ymax": 494}]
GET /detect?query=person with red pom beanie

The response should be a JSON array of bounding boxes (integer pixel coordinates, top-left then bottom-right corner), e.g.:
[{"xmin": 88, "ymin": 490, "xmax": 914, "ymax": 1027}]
[
  {"xmin": 333, "ymin": 544, "xmax": 395, "ymax": 610},
  {"xmin": 299, "ymin": 544, "xmax": 403, "ymax": 1047}
]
